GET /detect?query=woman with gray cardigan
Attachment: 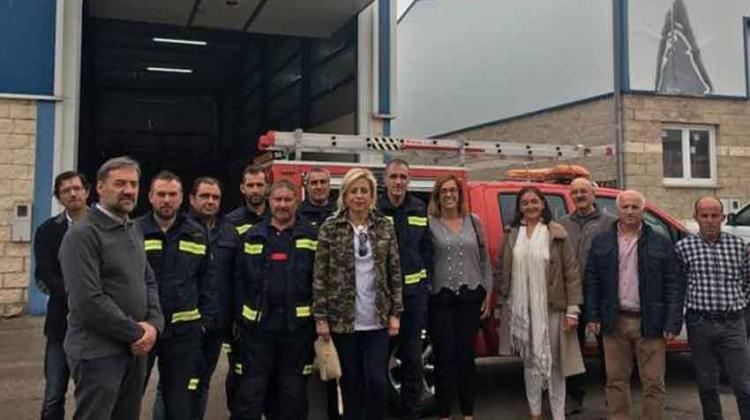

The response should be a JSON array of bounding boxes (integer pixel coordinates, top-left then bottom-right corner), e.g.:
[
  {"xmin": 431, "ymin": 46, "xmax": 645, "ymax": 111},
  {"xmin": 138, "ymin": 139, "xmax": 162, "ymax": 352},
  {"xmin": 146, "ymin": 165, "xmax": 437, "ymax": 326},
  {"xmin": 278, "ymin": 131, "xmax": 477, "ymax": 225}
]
[{"xmin": 427, "ymin": 174, "xmax": 492, "ymax": 420}]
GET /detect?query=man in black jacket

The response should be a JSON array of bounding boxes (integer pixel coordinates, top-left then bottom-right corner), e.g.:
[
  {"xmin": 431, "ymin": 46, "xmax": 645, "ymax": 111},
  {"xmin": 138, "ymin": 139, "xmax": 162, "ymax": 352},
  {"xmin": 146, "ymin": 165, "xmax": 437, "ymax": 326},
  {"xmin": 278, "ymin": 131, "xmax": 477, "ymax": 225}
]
[
  {"xmin": 137, "ymin": 171, "xmax": 219, "ymax": 420},
  {"xmin": 298, "ymin": 166, "xmax": 336, "ymax": 228},
  {"xmin": 232, "ymin": 179, "xmax": 318, "ymax": 419},
  {"xmin": 585, "ymin": 190, "xmax": 684, "ymax": 420},
  {"xmin": 377, "ymin": 159, "xmax": 433, "ymax": 420},
  {"xmin": 60, "ymin": 156, "xmax": 164, "ymax": 420},
  {"xmin": 188, "ymin": 176, "xmax": 241, "ymax": 418},
  {"xmin": 34, "ymin": 170, "xmax": 90, "ymax": 420}
]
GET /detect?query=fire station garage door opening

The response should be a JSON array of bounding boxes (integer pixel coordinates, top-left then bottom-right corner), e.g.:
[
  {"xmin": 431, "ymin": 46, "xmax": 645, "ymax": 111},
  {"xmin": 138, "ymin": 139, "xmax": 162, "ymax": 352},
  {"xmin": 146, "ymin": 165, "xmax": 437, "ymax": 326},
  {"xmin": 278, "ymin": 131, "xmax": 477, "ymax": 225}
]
[{"xmin": 77, "ymin": 0, "xmax": 368, "ymax": 212}]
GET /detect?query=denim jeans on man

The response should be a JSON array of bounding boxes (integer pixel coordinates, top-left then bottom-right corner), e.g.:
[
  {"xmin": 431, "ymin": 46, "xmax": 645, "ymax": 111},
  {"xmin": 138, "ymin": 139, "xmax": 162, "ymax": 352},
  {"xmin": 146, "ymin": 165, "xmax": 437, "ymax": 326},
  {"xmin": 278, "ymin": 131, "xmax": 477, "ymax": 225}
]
[
  {"xmin": 686, "ymin": 310, "xmax": 750, "ymax": 420},
  {"xmin": 40, "ymin": 339, "xmax": 70, "ymax": 420}
]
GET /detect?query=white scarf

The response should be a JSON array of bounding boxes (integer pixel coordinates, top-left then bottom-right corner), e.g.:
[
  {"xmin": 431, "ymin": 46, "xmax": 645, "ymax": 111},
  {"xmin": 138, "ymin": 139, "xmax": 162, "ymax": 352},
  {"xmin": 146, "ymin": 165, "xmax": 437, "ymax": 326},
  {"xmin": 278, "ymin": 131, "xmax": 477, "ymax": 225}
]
[{"xmin": 510, "ymin": 223, "xmax": 551, "ymax": 389}]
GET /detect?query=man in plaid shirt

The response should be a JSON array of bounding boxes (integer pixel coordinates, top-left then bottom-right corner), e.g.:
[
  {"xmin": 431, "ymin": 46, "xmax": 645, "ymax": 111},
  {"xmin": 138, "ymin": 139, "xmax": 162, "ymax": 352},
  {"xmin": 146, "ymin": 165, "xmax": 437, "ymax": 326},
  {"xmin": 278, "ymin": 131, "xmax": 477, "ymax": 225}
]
[{"xmin": 675, "ymin": 196, "xmax": 750, "ymax": 420}]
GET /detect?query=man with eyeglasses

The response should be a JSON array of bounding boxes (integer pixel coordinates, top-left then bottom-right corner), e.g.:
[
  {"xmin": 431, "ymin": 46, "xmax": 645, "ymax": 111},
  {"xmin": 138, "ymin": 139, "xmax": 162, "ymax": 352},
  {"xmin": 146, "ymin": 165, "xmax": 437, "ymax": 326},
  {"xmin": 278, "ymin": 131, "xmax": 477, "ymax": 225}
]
[
  {"xmin": 376, "ymin": 159, "xmax": 434, "ymax": 419},
  {"xmin": 34, "ymin": 171, "xmax": 90, "ymax": 420},
  {"xmin": 558, "ymin": 177, "xmax": 616, "ymax": 415}
]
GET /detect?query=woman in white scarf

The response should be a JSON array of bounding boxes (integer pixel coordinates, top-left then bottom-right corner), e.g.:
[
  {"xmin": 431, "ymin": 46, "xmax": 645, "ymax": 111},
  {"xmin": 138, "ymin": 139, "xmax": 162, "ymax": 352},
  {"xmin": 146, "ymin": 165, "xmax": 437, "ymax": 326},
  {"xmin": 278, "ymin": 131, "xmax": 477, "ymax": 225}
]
[{"xmin": 496, "ymin": 186, "xmax": 584, "ymax": 420}]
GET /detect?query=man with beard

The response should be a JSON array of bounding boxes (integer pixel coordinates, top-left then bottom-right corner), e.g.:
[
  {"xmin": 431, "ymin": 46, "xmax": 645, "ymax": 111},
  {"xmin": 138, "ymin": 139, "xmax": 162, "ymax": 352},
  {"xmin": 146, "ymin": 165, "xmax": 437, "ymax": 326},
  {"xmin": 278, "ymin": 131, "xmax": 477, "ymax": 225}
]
[
  {"xmin": 376, "ymin": 159, "xmax": 433, "ymax": 420},
  {"xmin": 188, "ymin": 177, "xmax": 242, "ymax": 418},
  {"xmin": 298, "ymin": 167, "xmax": 336, "ymax": 229},
  {"xmin": 558, "ymin": 177, "xmax": 616, "ymax": 415},
  {"xmin": 60, "ymin": 156, "xmax": 163, "ymax": 420},
  {"xmin": 137, "ymin": 170, "xmax": 219, "ymax": 419},
  {"xmin": 232, "ymin": 180, "xmax": 318, "ymax": 419},
  {"xmin": 225, "ymin": 164, "xmax": 272, "ymax": 411},
  {"xmin": 35, "ymin": 171, "xmax": 90, "ymax": 420}
]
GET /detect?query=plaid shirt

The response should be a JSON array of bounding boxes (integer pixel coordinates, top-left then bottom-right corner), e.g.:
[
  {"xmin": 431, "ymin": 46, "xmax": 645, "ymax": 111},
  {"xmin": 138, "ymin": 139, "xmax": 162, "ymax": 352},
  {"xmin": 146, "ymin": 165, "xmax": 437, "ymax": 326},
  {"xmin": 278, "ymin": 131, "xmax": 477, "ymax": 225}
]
[{"xmin": 675, "ymin": 232, "xmax": 750, "ymax": 312}]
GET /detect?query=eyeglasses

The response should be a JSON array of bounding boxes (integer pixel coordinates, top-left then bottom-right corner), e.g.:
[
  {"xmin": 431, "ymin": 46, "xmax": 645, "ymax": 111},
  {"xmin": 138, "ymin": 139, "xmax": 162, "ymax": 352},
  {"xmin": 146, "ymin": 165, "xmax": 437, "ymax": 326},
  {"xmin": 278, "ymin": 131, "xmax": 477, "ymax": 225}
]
[
  {"xmin": 357, "ymin": 231, "xmax": 369, "ymax": 257},
  {"xmin": 440, "ymin": 188, "xmax": 459, "ymax": 196}
]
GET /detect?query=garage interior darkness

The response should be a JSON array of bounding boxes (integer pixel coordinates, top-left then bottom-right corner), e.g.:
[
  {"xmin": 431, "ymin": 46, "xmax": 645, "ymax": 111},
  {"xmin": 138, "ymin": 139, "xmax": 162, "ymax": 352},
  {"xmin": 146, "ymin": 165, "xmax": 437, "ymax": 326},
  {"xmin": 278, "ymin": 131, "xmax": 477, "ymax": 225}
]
[{"xmin": 77, "ymin": 0, "xmax": 368, "ymax": 212}]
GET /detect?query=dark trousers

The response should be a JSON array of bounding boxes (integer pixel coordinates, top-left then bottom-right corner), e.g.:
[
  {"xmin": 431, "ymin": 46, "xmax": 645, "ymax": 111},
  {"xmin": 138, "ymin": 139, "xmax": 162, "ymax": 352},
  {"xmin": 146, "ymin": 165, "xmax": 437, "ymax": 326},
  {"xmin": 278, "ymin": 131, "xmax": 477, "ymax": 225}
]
[
  {"xmin": 325, "ymin": 379, "xmax": 342, "ymax": 420},
  {"xmin": 196, "ymin": 330, "xmax": 226, "ymax": 419},
  {"xmin": 226, "ymin": 336, "xmax": 243, "ymax": 413},
  {"xmin": 398, "ymin": 292, "xmax": 428, "ymax": 420},
  {"xmin": 334, "ymin": 329, "xmax": 390, "ymax": 420},
  {"xmin": 231, "ymin": 327, "xmax": 314, "ymax": 420},
  {"xmin": 146, "ymin": 328, "xmax": 204, "ymax": 420},
  {"xmin": 686, "ymin": 311, "xmax": 750, "ymax": 420},
  {"xmin": 566, "ymin": 309, "xmax": 607, "ymax": 401},
  {"xmin": 429, "ymin": 287, "xmax": 484, "ymax": 417},
  {"xmin": 68, "ymin": 353, "xmax": 147, "ymax": 420},
  {"xmin": 40, "ymin": 339, "xmax": 70, "ymax": 420}
]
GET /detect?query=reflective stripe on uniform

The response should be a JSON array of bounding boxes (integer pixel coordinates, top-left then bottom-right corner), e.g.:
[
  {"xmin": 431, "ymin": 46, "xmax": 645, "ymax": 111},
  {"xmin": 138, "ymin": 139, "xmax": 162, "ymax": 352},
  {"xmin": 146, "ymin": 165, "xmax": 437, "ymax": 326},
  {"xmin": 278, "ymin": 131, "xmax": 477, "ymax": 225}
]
[
  {"xmin": 407, "ymin": 216, "xmax": 427, "ymax": 227},
  {"xmin": 187, "ymin": 377, "xmax": 200, "ymax": 390},
  {"xmin": 384, "ymin": 216, "xmax": 394, "ymax": 224},
  {"xmin": 295, "ymin": 239, "xmax": 318, "ymax": 251},
  {"xmin": 144, "ymin": 239, "xmax": 163, "ymax": 251},
  {"xmin": 295, "ymin": 306, "xmax": 311, "ymax": 318},
  {"xmin": 302, "ymin": 364, "xmax": 314, "ymax": 375},
  {"xmin": 179, "ymin": 240, "xmax": 206, "ymax": 255},
  {"xmin": 222, "ymin": 343, "xmax": 232, "ymax": 353},
  {"xmin": 244, "ymin": 243, "xmax": 263, "ymax": 255},
  {"xmin": 234, "ymin": 363, "xmax": 243, "ymax": 375},
  {"xmin": 236, "ymin": 224, "xmax": 252, "ymax": 235},
  {"xmin": 171, "ymin": 308, "xmax": 202, "ymax": 323},
  {"xmin": 242, "ymin": 305, "xmax": 260, "ymax": 321},
  {"xmin": 404, "ymin": 268, "xmax": 427, "ymax": 285}
]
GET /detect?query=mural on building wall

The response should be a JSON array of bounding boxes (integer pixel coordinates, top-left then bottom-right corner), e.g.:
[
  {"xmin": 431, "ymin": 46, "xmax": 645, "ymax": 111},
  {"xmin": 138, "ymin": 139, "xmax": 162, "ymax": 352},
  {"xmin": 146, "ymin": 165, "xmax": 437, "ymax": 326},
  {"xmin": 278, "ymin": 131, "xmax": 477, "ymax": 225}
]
[
  {"xmin": 655, "ymin": 0, "xmax": 712, "ymax": 95},
  {"xmin": 629, "ymin": 0, "xmax": 750, "ymax": 97}
]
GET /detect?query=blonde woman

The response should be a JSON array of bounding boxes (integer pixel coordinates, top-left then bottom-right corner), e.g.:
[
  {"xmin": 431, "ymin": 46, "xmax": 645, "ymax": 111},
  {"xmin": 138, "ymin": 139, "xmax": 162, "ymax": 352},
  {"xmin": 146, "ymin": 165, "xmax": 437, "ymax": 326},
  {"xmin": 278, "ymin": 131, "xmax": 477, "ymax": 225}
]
[
  {"xmin": 427, "ymin": 174, "xmax": 492, "ymax": 420},
  {"xmin": 312, "ymin": 168, "xmax": 403, "ymax": 420},
  {"xmin": 496, "ymin": 186, "xmax": 584, "ymax": 420}
]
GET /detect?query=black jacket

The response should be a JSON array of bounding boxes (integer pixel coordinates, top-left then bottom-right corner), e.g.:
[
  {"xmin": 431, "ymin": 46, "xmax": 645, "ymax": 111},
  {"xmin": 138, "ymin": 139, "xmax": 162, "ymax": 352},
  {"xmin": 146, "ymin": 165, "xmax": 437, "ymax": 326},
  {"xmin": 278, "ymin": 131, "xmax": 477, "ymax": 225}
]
[
  {"xmin": 236, "ymin": 218, "xmax": 318, "ymax": 331},
  {"xmin": 137, "ymin": 212, "xmax": 219, "ymax": 337},
  {"xmin": 297, "ymin": 199, "xmax": 336, "ymax": 229},
  {"xmin": 377, "ymin": 193, "xmax": 434, "ymax": 297},
  {"xmin": 188, "ymin": 211, "xmax": 240, "ymax": 331},
  {"xmin": 33, "ymin": 212, "xmax": 69, "ymax": 341},
  {"xmin": 585, "ymin": 223, "xmax": 685, "ymax": 338},
  {"xmin": 225, "ymin": 204, "xmax": 269, "ymax": 236}
]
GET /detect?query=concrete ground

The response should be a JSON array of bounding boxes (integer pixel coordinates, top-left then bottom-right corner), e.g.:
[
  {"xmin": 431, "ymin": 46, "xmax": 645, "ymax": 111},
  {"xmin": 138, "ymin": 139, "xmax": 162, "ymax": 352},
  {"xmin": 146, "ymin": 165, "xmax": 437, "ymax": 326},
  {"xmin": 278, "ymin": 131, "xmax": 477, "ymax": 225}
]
[{"xmin": 0, "ymin": 316, "xmax": 741, "ymax": 419}]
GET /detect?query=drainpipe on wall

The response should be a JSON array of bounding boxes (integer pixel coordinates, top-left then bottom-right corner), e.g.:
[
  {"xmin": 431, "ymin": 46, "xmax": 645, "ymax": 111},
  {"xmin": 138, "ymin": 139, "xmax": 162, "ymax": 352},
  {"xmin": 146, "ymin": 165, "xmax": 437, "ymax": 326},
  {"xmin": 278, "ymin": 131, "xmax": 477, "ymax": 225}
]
[{"xmin": 612, "ymin": 0, "xmax": 626, "ymax": 188}]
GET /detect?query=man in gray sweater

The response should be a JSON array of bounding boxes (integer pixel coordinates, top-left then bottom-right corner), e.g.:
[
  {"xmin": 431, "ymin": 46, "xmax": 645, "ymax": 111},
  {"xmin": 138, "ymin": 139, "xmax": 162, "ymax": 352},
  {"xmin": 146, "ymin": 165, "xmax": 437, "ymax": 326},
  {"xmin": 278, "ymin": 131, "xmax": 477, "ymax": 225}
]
[
  {"xmin": 60, "ymin": 156, "xmax": 163, "ymax": 420},
  {"xmin": 558, "ymin": 177, "xmax": 616, "ymax": 415}
]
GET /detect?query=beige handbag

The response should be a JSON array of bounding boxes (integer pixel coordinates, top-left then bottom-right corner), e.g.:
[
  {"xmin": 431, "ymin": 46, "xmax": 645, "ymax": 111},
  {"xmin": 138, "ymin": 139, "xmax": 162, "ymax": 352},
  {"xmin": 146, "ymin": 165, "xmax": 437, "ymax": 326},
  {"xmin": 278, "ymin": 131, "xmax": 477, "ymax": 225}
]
[{"xmin": 314, "ymin": 336, "xmax": 342, "ymax": 381}]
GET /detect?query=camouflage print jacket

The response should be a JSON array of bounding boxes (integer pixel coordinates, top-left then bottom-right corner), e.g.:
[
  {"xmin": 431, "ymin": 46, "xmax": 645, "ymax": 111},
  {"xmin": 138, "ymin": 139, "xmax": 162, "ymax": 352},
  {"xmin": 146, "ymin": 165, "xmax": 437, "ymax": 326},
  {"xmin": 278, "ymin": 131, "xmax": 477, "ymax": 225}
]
[{"xmin": 313, "ymin": 210, "xmax": 404, "ymax": 334}]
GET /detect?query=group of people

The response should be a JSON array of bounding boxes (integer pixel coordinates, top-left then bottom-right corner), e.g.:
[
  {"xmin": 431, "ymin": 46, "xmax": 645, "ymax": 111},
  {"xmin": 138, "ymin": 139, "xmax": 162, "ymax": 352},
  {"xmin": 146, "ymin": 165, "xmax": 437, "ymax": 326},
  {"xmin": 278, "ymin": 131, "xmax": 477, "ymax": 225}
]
[{"xmin": 33, "ymin": 154, "xmax": 750, "ymax": 420}]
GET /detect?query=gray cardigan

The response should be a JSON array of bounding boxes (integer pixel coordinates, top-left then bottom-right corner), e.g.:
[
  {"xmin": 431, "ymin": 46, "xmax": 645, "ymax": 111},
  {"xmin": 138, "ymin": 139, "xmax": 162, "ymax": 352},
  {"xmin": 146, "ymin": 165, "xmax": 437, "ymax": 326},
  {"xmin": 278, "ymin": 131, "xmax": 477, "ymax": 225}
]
[
  {"xmin": 60, "ymin": 206, "xmax": 163, "ymax": 360},
  {"xmin": 428, "ymin": 214, "xmax": 493, "ymax": 294}
]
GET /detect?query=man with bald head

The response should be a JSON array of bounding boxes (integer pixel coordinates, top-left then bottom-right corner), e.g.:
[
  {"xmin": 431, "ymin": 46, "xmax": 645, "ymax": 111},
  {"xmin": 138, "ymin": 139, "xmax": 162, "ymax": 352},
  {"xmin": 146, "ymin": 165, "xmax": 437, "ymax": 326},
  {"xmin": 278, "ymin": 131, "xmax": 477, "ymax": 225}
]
[
  {"xmin": 676, "ymin": 196, "xmax": 750, "ymax": 419},
  {"xmin": 585, "ymin": 189, "xmax": 684, "ymax": 420},
  {"xmin": 558, "ymin": 178, "xmax": 616, "ymax": 415}
]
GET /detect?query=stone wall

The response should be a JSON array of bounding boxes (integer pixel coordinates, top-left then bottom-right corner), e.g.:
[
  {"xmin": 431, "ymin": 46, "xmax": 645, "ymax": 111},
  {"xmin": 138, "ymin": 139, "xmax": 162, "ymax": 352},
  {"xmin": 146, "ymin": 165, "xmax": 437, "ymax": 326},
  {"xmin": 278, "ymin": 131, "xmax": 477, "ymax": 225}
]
[
  {"xmin": 0, "ymin": 99, "xmax": 36, "ymax": 317},
  {"xmin": 622, "ymin": 94, "xmax": 750, "ymax": 220}
]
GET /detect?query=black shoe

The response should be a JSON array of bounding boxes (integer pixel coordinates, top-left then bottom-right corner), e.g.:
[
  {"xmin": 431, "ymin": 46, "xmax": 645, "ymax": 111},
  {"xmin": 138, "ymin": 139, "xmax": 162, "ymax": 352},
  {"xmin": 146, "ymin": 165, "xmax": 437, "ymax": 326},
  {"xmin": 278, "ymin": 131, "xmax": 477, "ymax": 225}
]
[{"xmin": 565, "ymin": 396, "xmax": 584, "ymax": 416}]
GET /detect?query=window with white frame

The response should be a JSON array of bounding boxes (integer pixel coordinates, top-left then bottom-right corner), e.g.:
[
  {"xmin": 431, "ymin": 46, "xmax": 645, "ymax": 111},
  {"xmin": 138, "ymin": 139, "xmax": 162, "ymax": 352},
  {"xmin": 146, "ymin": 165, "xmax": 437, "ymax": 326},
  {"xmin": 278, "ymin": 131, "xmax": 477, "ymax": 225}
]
[{"xmin": 661, "ymin": 125, "xmax": 716, "ymax": 186}]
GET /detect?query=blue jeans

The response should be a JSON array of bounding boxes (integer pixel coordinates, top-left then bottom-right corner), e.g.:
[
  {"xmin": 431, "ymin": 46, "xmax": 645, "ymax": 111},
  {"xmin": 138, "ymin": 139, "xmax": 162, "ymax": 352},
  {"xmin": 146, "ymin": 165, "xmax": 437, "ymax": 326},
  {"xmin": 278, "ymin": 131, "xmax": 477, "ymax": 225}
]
[
  {"xmin": 686, "ymin": 310, "xmax": 750, "ymax": 420},
  {"xmin": 40, "ymin": 339, "xmax": 70, "ymax": 420}
]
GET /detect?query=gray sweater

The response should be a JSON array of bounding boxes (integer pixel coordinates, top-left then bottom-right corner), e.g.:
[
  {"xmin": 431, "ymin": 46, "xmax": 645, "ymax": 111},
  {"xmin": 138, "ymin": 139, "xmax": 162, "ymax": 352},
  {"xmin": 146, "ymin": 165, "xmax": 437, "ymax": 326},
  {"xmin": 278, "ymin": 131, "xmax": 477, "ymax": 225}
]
[
  {"xmin": 558, "ymin": 206, "xmax": 617, "ymax": 286},
  {"xmin": 60, "ymin": 206, "xmax": 163, "ymax": 360}
]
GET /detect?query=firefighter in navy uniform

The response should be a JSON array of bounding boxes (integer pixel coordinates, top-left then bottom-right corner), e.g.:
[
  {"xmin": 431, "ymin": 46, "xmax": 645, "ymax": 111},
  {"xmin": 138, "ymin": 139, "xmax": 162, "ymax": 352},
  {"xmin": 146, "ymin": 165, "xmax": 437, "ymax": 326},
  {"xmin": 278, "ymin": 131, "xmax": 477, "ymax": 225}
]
[
  {"xmin": 231, "ymin": 179, "xmax": 318, "ymax": 420},
  {"xmin": 223, "ymin": 164, "xmax": 271, "ymax": 411},
  {"xmin": 297, "ymin": 166, "xmax": 336, "ymax": 229},
  {"xmin": 376, "ymin": 159, "xmax": 434, "ymax": 420},
  {"xmin": 187, "ymin": 177, "xmax": 241, "ymax": 418},
  {"xmin": 137, "ymin": 171, "xmax": 219, "ymax": 420}
]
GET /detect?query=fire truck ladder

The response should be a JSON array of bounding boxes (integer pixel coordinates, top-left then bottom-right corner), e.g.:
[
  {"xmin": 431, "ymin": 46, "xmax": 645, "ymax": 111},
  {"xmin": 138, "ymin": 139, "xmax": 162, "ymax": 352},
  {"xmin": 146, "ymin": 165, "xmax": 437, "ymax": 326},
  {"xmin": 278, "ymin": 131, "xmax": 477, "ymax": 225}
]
[{"xmin": 258, "ymin": 129, "xmax": 614, "ymax": 165}]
